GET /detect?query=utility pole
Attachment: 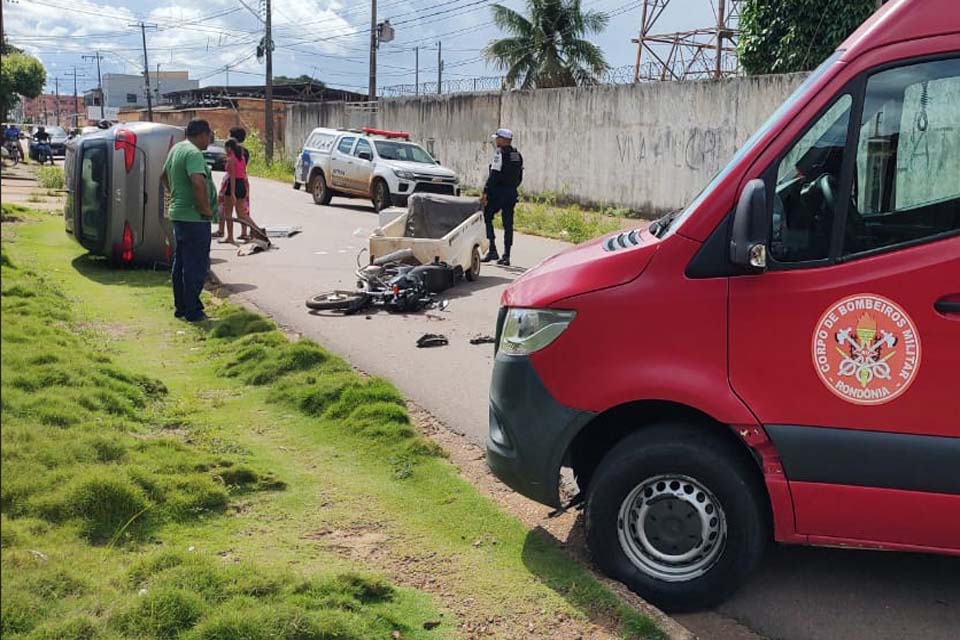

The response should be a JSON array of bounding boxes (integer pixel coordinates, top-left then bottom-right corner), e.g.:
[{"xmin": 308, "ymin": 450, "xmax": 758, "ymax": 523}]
[
  {"xmin": 82, "ymin": 51, "xmax": 104, "ymax": 120},
  {"xmin": 715, "ymin": 0, "xmax": 725, "ymax": 79},
  {"xmin": 130, "ymin": 22, "xmax": 157, "ymax": 122},
  {"xmin": 155, "ymin": 63, "xmax": 162, "ymax": 104},
  {"xmin": 54, "ymin": 77, "xmax": 60, "ymax": 127},
  {"xmin": 368, "ymin": 0, "xmax": 377, "ymax": 101},
  {"xmin": 436, "ymin": 41, "xmax": 442, "ymax": 95},
  {"xmin": 71, "ymin": 66, "xmax": 78, "ymax": 127},
  {"xmin": 225, "ymin": 64, "xmax": 231, "ymax": 88},
  {"xmin": 264, "ymin": 0, "xmax": 274, "ymax": 163},
  {"xmin": 414, "ymin": 46, "xmax": 419, "ymax": 96}
]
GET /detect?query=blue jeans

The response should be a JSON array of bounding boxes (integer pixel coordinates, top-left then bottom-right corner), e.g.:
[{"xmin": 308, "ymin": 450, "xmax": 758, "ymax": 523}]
[{"xmin": 172, "ymin": 221, "xmax": 211, "ymax": 321}]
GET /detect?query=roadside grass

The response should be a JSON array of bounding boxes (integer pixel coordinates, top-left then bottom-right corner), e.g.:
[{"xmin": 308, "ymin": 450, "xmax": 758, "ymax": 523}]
[
  {"xmin": 1, "ymin": 211, "xmax": 449, "ymax": 639},
  {"xmin": 244, "ymin": 129, "xmax": 296, "ymax": 184},
  {"xmin": 1, "ymin": 209, "xmax": 664, "ymax": 639},
  {"xmin": 511, "ymin": 197, "xmax": 623, "ymax": 244},
  {"xmin": 36, "ymin": 165, "xmax": 65, "ymax": 190}
]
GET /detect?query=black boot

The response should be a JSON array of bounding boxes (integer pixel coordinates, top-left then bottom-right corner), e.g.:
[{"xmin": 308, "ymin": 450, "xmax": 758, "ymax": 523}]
[
  {"xmin": 481, "ymin": 246, "xmax": 499, "ymax": 263},
  {"xmin": 497, "ymin": 254, "xmax": 511, "ymax": 266}
]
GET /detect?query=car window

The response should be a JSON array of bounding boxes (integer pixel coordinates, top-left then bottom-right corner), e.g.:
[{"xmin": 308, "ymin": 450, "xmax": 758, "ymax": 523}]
[
  {"xmin": 305, "ymin": 133, "xmax": 319, "ymax": 148},
  {"xmin": 770, "ymin": 95, "xmax": 853, "ymax": 263},
  {"xmin": 79, "ymin": 143, "xmax": 108, "ymax": 244},
  {"xmin": 845, "ymin": 57, "xmax": 960, "ymax": 255},
  {"xmin": 336, "ymin": 136, "xmax": 356, "ymax": 154},
  {"xmin": 354, "ymin": 139, "xmax": 373, "ymax": 158},
  {"xmin": 315, "ymin": 133, "xmax": 334, "ymax": 151},
  {"xmin": 374, "ymin": 141, "xmax": 434, "ymax": 163}
]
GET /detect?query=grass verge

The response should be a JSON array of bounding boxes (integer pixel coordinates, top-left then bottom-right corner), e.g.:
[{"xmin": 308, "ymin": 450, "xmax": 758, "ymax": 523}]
[
  {"xmin": 1, "ymin": 204, "xmax": 663, "ymax": 639},
  {"xmin": 244, "ymin": 129, "xmax": 296, "ymax": 184},
  {"xmin": 36, "ymin": 165, "xmax": 65, "ymax": 190}
]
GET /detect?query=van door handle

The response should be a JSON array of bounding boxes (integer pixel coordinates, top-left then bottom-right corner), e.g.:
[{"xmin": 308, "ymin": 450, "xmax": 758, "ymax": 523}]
[{"xmin": 934, "ymin": 296, "xmax": 960, "ymax": 314}]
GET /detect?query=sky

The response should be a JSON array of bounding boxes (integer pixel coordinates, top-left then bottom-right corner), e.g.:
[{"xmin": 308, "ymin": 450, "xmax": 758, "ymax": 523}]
[{"xmin": 5, "ymin": 0, "xmax": 717, "ymax": 97}]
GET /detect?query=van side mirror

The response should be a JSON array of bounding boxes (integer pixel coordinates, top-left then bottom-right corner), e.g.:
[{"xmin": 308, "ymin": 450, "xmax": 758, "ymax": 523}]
[
  {"xmin": 358, "ymin": 151, "xmax": 372, "ymax": 161},
  {"xmin": 729, "ymin": 179, "xmax": 770, "ymax": 271}
]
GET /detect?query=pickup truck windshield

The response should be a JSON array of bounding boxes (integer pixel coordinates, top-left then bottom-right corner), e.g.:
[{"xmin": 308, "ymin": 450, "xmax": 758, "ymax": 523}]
[
  {"xmin": 374, "ymin": 141, "xmax": 435, "ymax": 164},
  {"xmin": 662, "ymin": 51, "xmax": 843, "ymax": 239}
]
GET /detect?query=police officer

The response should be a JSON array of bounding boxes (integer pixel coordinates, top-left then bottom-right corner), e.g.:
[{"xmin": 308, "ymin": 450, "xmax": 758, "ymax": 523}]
[{"xmin": 480, "ymin": 128, "xmax": 523, "ymax": 266}]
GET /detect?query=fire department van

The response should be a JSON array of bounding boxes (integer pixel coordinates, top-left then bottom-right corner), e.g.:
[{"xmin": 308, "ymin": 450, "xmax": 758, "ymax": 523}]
[{"xmin": 487, "ymin": 0, "xmax": 959, "ymax": 611}]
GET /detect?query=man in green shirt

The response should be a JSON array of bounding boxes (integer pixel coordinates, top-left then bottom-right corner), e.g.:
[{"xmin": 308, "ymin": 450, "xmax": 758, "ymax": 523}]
[{"xmin": 161, "ymin": 119, "xmax": 217, "ymax": 322}]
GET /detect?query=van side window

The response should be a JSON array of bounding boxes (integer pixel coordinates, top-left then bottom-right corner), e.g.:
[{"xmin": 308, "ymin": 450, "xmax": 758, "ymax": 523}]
[
  {"xmin": 337, "ymin": 137, "xmax": 356, "ymax": 154},
  {"xmin": 845, "ymin": 57, "xmax": 960, "ymax": 255},
  {"xmin": 770, "ymin": 95, "xmax": 852, "ymax": 262}
]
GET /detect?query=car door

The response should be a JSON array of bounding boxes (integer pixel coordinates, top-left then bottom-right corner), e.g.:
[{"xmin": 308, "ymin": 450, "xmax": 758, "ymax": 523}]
[
  {"xmin": 330, "ymin": 136, "xmax": 356, "ymax": 191},
  {"xmin": 728, "ymin": 53, "xmax": 960, "ymax": 551},
  {"xmin": 352, "ymin": 138, "xmax": 375, "ymax": 196}
]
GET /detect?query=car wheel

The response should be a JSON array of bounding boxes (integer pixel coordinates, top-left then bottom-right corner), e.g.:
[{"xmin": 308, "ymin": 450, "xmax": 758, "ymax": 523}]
[
  {"xmin": 465, "ymin": 246, "xmax": 481, "ymax": 281},
  {"xmin": 310, "ymin": 172, "xmax": 332, "ymax": 206},
  {"xmin": 371, "ymin": 179, "xmax": 390, "ymax": 212},
  {"xmin": 585, "ymin": 424, "xmax": 768, "ymax": 612}
]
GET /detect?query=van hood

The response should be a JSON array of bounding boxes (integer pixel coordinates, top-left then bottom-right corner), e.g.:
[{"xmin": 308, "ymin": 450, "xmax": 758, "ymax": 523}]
[
  {"xmin": 502, "ymin": 226, "xmax": 661, "ymax": 308},
  {"xmin": 379, "ymin": 159, "xmax": 456, "ymax": 178}
]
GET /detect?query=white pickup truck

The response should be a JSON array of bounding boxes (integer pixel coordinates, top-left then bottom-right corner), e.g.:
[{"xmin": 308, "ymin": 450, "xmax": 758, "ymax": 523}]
[{"xmin": 293, "ymin": 127, "xmax": 460, "ymax": 211}]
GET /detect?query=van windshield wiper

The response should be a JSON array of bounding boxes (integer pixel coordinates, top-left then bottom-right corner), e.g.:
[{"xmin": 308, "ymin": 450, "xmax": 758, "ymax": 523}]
[{"xmin": 649, "ymin": 209, "xmax": 680, "ymax": 238}]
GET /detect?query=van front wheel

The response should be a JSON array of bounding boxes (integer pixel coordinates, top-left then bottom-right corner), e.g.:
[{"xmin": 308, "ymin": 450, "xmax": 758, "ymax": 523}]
[{"xmin": 585, "ymin": 425, "xmax": 767, "ymax": 612}]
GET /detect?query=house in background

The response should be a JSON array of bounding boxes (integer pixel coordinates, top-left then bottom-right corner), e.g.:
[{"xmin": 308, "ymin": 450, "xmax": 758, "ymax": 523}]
[{"xmin": 84, "ymin": 71, "xmax": 199, "ymax": 114}]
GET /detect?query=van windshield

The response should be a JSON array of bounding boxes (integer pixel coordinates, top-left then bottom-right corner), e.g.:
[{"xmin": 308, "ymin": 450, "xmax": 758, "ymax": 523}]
[{"xmin": 663, "ymin": 51, "xmax": 843, "ymax": 238}]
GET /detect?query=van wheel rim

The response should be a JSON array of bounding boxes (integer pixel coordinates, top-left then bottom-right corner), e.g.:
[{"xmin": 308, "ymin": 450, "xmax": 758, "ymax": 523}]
[{"xmin": 617, "ymin": 474, "xmax": 726, "ymax": 582}]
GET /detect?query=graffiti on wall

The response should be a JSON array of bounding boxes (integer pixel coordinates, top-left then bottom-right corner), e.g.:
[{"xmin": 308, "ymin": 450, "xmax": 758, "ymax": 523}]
[{"xmin": 616, "ymin": 126, "xmax": 731, "ymax": 173}]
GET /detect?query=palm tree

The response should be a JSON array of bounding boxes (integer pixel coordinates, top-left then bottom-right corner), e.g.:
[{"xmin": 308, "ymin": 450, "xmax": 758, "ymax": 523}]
[{"xmin": 483, "ymin": 0, "xmax": 610, "ymax": 89}]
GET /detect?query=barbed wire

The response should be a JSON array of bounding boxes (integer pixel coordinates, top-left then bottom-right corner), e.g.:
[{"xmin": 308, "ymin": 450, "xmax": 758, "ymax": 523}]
[{"xmin": 378, "ymin": 63, "xmax": 738, "ymax": 97}]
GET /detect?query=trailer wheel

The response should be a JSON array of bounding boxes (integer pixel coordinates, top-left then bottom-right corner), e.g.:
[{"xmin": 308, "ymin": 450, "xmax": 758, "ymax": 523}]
[
  {"xmin": 585, "ymin": 424, "xmax": 768, "ymax": 612},
  {"xmin": 465, "ymin": 246, "xmax": 481, "ymax": 281},
  {"xmin": 310, "ymin": 172, "xmax": 332, "ymax": 205},
  {"xmin": 305, "ymin": 290, "xmax": 369, "ymax": 312}
]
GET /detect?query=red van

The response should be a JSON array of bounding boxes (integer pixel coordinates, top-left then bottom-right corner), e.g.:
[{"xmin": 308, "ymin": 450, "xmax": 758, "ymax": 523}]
[{"xmin": 487, "ymin": 0, "xmax": 959, "ymax": 611}]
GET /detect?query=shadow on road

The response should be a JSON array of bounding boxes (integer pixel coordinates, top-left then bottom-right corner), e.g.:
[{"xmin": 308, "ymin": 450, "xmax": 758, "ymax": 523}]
[{"xmin": 71, "ymin": 255, "xmax": 168, "ymax": 289}]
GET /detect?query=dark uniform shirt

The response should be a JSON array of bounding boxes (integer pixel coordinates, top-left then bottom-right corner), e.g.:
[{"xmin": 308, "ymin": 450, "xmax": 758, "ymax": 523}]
[{"xmin": 484, "ymin": 145, "xmax": 523, "ymax": 194}]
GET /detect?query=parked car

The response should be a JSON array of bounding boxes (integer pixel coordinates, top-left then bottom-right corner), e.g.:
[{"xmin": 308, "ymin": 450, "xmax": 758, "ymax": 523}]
[
  {"xmin": 203, "ymin": 140, "xmax": 226, "ymax": 172},
  {"xmin": 64, "ymin": 122, "xmax": 185, "ymax": 267},
  {"xmin": 29, "ymin": 125, "xmax": 69, "ymax": 158},
  {"xmin": 294, "ymin": 127, "xmax": 459, "ymax": 211},
  {"xmin": 487, "ymin": 0, "xmax": 959, "ymax": 613}
]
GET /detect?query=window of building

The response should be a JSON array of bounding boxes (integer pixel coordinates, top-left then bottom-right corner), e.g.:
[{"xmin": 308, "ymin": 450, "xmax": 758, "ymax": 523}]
[{"xmin": 126, "ymin": 93, "xmax": 137, "ymax": 103}]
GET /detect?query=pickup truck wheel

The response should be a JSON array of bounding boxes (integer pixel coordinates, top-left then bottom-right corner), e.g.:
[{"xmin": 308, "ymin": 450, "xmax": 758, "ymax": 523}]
[
  {"xmin": 585, "ymin": 425, "xmax": 767, "ymax": 612},
  {"xmin": 372, "ymin": 179, "xmax": 391, "ymax": 212},
  {"xmin": 465, "ymin": 246, "xmax": 481, "ymax": 281},
  {"xmin": 310, "ymin": 173, "xmax": 332, "ymax": 205}
]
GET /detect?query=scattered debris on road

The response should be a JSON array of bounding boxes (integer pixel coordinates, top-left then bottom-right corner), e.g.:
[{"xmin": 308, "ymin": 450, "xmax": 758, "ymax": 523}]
[
  {"xmin": 469, "ymin": 335, "xmax": 496, "ymax": 345},
  {"xmin": 417, "ymin": 334, "xmax": 448, "ymax": 348}
]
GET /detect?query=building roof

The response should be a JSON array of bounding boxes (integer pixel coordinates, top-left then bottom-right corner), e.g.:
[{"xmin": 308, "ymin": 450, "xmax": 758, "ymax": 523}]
[{"xmin": 163, "ymin": 81, "xmax": 365, "ymax": 105}]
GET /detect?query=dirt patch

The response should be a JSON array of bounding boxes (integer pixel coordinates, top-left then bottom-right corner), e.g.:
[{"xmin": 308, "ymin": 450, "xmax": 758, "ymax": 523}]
[{"xmin": 305, "ymin": 525, "xmax": 391, "ymax": 562}]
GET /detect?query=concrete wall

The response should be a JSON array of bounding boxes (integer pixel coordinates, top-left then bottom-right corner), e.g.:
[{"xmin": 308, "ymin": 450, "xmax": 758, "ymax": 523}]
[
  {"xmin": 285, "ymin": 73, "xmax": 808, "ymax": 212},
  {"xmin": 103, "ymin": 73, "xmax": 199, "ymax": 110}
]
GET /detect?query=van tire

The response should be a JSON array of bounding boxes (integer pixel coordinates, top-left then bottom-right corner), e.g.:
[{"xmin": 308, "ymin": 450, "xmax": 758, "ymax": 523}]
[
  {"xmin": 584, "ymin": 424, "xmax": 768, "ymax": 612},
  {"xmin": 371, "ymin": 179, "xmax": 391, "ymax": 212},
  {"xmin": 310, "ymin": 172, "xmax": 332, "ymax": 205}
]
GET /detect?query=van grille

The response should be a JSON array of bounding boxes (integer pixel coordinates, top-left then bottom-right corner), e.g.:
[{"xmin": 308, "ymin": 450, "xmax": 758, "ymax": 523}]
[{"xmin": 603, "ymin": 230, "xmax": 643, "ymax": 252}]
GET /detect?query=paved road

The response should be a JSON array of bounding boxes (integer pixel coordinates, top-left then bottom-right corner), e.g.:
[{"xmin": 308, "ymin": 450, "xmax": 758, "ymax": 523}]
[{"xmin": 212, "ymin": 176, "xmax": 959, "ymax": 640}]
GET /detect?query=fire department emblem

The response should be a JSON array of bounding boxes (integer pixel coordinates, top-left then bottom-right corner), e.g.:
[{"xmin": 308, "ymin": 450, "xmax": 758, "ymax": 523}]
[{"xmin": 812, "ymin": 294, "xmax": 921, "ymax": 405}]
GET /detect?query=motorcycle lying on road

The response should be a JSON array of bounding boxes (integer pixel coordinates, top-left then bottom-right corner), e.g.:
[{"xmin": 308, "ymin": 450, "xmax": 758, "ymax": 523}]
[{"xmin": 306, "ymin": 248, "xmax": 453, "ymax": 315}]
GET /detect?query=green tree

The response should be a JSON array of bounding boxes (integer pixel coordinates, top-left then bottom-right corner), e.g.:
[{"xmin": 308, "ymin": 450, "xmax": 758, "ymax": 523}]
[
  {"xmin": 1, "ymin": 52, "xmax": 47, "ymax": 119},
  {"xmin": 483, "ymin": 0, "xmax": 609, "ymax": 89},
  {"xmin": 738, "ymin": 0, "xmax": 877, "ymax": 75}
]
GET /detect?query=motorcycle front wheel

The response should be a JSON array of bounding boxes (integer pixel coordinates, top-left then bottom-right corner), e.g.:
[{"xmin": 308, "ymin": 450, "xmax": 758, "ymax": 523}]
[{"xmin": 305, "ymin": 290, "xmax": 369, "ymax": 312}]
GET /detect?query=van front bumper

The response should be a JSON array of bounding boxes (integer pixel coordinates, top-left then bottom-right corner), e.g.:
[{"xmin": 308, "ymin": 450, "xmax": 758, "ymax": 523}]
[{"xmin": 486, "ymin": 354, "xmax": 595, "ymax": 508}]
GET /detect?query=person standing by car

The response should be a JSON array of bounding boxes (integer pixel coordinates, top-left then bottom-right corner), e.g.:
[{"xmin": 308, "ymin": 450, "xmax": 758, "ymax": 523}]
[
  {"xmin": 480, "ymin": 128, "xmax": 523, "ymax": 266},
  {"xmin": 160, "ymin": 119, "xmax": 217, "ymax": 322}
]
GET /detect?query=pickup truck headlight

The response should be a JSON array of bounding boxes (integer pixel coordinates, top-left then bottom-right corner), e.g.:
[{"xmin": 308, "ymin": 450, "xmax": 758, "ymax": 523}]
[
  {"xmin": 499, "ymin": 308, "xmax": 576, "ymax": 356},
  {"xmin": 393, "ymin": 169, "xmax": 415, "ymax": 180}
]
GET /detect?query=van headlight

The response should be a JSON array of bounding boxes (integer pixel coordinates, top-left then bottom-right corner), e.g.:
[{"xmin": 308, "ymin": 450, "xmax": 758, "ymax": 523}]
[
  {"xmin": 499, "ymin": 308, "xmax": 576, "ymax": 356},
  {"xmin": 393, "ymin": 169, "xmax": 415, "ymax": 180}
]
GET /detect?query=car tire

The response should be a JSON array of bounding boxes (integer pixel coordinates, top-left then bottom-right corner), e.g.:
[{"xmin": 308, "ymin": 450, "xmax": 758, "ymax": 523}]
[
  {"xmin": 585, "ymin": 424, "xmax": 768, "ymax": 612},
  {"xmin": 465, "ymin": 246, "xmax": 481, "ymax": 281},
  {"xmin": 310, "ymin": 172, "xmax": 332, "ymax": 206},
  {"xmin": 371, "ymin": 179, "xmax": 390, "ymax": 212}
]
